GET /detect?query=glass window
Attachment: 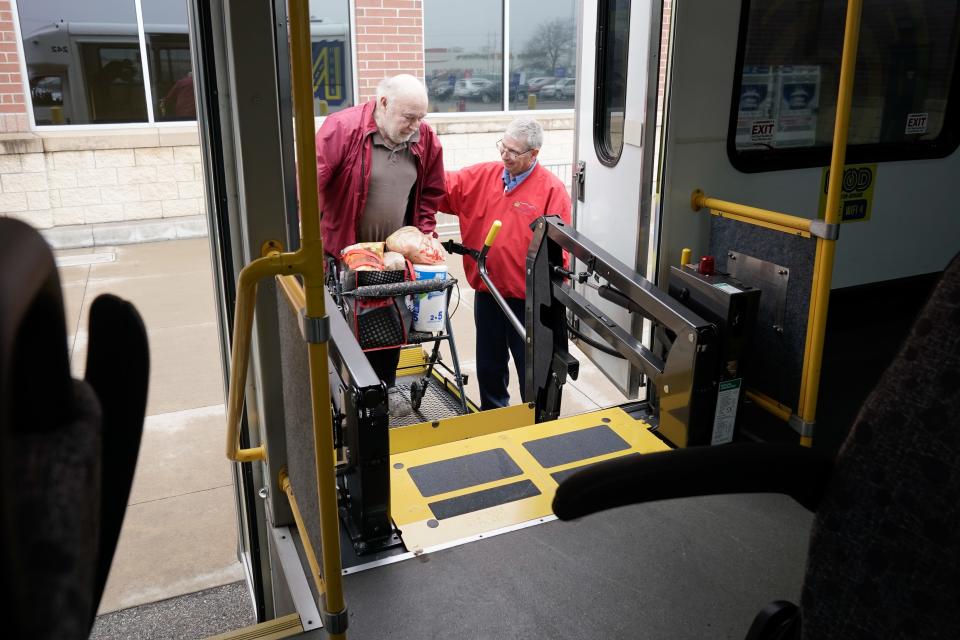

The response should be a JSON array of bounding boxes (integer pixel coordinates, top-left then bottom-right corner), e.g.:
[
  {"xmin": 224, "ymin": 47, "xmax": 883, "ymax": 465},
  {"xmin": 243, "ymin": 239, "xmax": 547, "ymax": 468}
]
[
  {"xmin": 424, "ymin": 0, "xmax": 503, "ymax": 113},
  {"xmin": 18, "ymin": 0, "xmax": 147, "ymax": 125},
  {"xmin": 509, "ymin": 0, "xmax": 577, "ymax": 110},
  {"xmin": 309, "ymin": 0, "xmax": 354, "ymax": 115},
  {"xmin": 595, "ymin": 0, "xmax": 630, "ymax": 165},
  {"xmin": 142, "ymin": 0, "xmax": 195, "ymax": 121},
  {"xmin": 730, "ymin": 0, "xmax": 960, "ymax": 171}
]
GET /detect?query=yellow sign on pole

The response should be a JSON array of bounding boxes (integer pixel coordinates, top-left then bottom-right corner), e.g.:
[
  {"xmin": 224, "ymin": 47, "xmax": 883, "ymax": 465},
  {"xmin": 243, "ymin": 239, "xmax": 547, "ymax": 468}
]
[{"xmin": 818, "ymin": 163, "xmax": 876, "ymax": 223}]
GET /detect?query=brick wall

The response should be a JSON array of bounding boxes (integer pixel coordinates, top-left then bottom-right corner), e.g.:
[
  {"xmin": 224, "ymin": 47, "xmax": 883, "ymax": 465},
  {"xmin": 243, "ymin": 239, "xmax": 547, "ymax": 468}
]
[
  {"xmin": 354, "ymin": 0, "xmax": 425, "ymax": 101},
  {"xmin": 0, "ymin": 0, "xmax": 28, "ymax": 133}
]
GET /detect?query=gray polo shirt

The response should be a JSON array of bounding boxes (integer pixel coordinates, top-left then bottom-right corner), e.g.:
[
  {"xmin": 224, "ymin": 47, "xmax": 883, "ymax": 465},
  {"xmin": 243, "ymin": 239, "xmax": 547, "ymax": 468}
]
[{"xmin": 356, "ymin": 130, "xmax": 419, "ymax": 243}]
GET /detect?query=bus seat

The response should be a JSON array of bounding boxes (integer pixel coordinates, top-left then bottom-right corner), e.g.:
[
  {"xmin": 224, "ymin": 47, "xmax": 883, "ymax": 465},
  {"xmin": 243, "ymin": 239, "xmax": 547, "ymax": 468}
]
[
  {"xmin": 553, "ymin": 250, "xmax": 960, "ymax": 640},
  {"xmin": 0, "ymin": 218, "xmax": 150, "ymax": 639}
]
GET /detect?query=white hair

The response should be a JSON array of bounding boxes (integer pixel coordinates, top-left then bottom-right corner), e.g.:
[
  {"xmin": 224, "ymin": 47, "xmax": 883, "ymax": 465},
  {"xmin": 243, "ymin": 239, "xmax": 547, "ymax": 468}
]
[
  {"xmin": 505, "ymin": 116, "xmax": 544, "ymax": 150},
  {"xmin": 375, "ymin": 74, "xmax": 428, "ymax": 103}
]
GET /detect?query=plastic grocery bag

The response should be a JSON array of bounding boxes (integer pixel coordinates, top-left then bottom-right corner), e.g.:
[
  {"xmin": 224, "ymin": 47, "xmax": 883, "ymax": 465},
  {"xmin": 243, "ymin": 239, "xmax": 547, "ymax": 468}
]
[
  {"xmin": 385, "ymin": 226, "xmax": 445, "ymax": 265},
  {"xmin": 341, "ymin": 242, "xmax": 384, "ymax": 271},
  {"xmin": 383, "ymin": 251, "xmax": 407, "ymax": 271}
]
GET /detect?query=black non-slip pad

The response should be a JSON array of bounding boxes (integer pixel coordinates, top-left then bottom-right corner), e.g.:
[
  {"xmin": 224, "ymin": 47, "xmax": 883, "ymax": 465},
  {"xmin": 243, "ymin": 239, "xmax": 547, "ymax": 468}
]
[
  {"xmin": 408, "ymin": 448, "xmax": 522, "ymax": 497},
  {"xmin": 428, "ymin": 480, "xmax": 541, "ymax": 520},
  {"xmin": 550, "ymin": 453, "xmax": 642, "ymax": 486},
  {"xmin": 523, "ymin": 425, "xmax": 630, "ymax": 469}
]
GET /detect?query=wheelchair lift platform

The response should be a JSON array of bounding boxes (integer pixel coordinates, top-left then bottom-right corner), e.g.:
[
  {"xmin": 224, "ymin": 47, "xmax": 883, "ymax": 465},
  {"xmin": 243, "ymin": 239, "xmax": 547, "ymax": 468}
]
[{"xmin": 388, "ymin": 406, "xmax": 667, "ymax": 553}]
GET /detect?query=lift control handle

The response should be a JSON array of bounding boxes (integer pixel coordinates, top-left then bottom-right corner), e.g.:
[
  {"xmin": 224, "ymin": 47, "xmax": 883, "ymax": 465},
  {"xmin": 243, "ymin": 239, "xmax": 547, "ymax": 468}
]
[
  {"xmin": 484, "ymin": 220, "xmax": 502, "ymax": 248},
  {"xmin": 477, "ymin": 220, "xmax": 525, "ymax": 340}
]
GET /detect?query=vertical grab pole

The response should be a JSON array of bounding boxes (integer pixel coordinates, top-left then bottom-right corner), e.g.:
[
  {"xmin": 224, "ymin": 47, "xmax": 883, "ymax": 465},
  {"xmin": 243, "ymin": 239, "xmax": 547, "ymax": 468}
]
[
  {"xmin": 287, "ymin": 0, "xmax": 347, "ymax": 636},
  {"xmin": 797, "ymin": 0, "xmax": 863, "ymax": 447}
]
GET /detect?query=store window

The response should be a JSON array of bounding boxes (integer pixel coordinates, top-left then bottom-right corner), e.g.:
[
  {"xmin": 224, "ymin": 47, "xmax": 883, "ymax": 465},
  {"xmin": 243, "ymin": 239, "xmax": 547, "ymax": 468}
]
[
  {"xmin": 729, "ymin": 0, "xmax": 960, "ymax": 171},
  {"xmin": 594, "ymin": 0, "xmax": 630, "ymax": 165},
  {"xmin": 17, "ymin": 0, "xmax": 354, "ymax": 125},
  {"xmin": 424, "ymin": 0, "xmax": 503, "ymax": 113},
  {"xmin": 309, "ymin": 0, "xmax": 354, "ymax": 116},
  {"xmin": 425, "ymin": 0, "xmax": 579, "ymax": 113},
  {"xmin": 18, "ymin": 0, "xmax": 148, "ymax": 125},
  {"xmin": 509, "ymin": 0, "xmax": 576, "ymax": 110}
]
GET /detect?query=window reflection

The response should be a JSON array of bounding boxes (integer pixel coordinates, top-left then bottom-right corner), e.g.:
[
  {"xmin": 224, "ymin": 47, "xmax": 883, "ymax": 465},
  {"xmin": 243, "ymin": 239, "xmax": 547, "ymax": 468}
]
[
  {"xmin": 81, "ymin": 43, "xmax": 147, "ymax": 123},
  {"xmin": 143, "ymin": 0, "xmax": 194, "ymax": 121},
  {"xmin": 18, "ymin": 0, "xmax": 147, "ymax": 125},
  {"xmin": 308, "ymin": 1, "xmax": 354, "ymax": 116},
  {"xmin": 509, "ymin": 1, "xmax": 577, "ymax": 110},
  {"xmin": 425, "ymin": 0, "xmax": 503, "ymax": 112},
  {"xmin": 30, "ymin": 76, "xmax": 63, "ymax": 107},
  {"xmin": 734, "ymin": 0, "xmax": 960, "ymax": 153}
]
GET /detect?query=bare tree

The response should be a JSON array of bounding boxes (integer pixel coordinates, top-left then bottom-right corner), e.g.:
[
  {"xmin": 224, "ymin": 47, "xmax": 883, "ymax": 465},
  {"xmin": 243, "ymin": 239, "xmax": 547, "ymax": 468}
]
[{"xmin": 521, "ymin": 18, "xmax": 576, "ymax": 76}]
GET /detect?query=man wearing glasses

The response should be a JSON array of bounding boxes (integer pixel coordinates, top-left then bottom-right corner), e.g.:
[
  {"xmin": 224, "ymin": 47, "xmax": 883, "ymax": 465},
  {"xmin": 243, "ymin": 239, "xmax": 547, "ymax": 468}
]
[{"xmin": 440, "ymin": 116, "xmax": 572, "ymax": 410}]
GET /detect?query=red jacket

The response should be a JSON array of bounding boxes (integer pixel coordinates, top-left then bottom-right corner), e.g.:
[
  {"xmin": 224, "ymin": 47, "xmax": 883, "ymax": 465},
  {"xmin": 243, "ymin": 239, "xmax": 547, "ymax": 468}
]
[
  {"xmin": 440, "ymin": 162, "xmax": 572, "ymax": 299},
  {"xmin": 315, "ymin": 100, "xmax": 445, "ymax": 256}
]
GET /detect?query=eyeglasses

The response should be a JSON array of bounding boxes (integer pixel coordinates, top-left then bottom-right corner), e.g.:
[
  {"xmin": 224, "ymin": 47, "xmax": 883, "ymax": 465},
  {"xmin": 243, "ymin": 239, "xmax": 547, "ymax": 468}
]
[{"xmin": 496, "ymin": 139, "xmax": 532, "ymax": 159}]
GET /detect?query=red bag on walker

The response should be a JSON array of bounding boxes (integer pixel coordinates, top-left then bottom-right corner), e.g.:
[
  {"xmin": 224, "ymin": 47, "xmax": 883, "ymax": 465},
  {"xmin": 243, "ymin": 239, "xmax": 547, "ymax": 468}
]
[
  {"xmin": 339, "ymin": 256, "xmax": 415, "ymax": 351},
  {"xmin": 341, "ymin": 242, "xmax": 385, "ymax": 271}
]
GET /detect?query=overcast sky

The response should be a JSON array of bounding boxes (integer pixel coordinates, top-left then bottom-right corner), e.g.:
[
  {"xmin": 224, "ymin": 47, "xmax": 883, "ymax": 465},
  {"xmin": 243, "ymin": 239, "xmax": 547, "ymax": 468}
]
[{"xmin": 424, "ymin": 0, "xmax": 575, "ymax": 50}]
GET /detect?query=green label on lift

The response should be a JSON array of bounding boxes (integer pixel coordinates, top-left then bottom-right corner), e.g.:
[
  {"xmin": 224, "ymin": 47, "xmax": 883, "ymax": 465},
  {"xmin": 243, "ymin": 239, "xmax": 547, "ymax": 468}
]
[{"xmin": 712, "ymin": 378, "xmax": 742, "ymax": 445}]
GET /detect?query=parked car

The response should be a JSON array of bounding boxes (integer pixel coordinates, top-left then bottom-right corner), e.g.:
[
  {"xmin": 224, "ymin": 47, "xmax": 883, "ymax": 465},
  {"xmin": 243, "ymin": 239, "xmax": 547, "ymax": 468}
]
[
  {"xmin": 453, "ymin": 78, "xmax": 499, "ymax": 104},
  {"xmin": 430, "ymin": 77, "xmax": 455, "ymax": 100},
  {"xmin": 525, "ymin": 77, "xmax": 555, "ymax": 96},
  {"xmin": 540, "ymin": 77, "xmax": 576, "ymax": 99}
]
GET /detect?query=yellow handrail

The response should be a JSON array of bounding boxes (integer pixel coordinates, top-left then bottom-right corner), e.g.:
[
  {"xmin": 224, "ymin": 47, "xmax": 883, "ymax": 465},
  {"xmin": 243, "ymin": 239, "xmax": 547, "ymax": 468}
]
[
  {"xmin": 744, "ymin": 388, "xmax": 793, "ymax": 424},
  {"xmin": 225, "ymin": 249, "xmax": 286, "ymax": 463},
  {"xmin": 797, "ymin": 0, "xmax": 863, "ymax": 447},
  {"xmin": 279, "ymin": 470, "xmax": 325, "ymax": 596},
  {"xmin": 223, "ymin": 0, "xmax": 347, "ymax": 635},
  {"xmin": 691, "ymin": 189, "xmax": 812, "ymax": 237}
]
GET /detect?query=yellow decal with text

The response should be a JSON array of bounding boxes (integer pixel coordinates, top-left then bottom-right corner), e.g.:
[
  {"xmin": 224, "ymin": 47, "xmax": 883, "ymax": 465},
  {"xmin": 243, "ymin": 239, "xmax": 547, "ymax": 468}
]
[{"xmin": 818, "ymin": 163, "xmax": 876, "ymax": 223}]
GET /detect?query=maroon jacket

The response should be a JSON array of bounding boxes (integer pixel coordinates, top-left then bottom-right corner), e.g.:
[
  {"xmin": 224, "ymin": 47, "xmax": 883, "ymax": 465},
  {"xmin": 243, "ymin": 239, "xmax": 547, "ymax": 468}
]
[{"xmin": 315, "ymin": 99, "xmax": 445, "ymax": 256}]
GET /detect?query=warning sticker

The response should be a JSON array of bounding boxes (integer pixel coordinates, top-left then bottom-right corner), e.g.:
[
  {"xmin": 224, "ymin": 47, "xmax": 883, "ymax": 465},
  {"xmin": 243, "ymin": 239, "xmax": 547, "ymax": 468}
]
[
  {"xmin": 818, "ymin": 163, "xmax": 876, "ymax": 223},
  {"xmin": 905, "ymin": 112, "xmax": 928, "ymax": 135},
  {"xmin": 750, "ymin": 119, "xmax": 775, "ymax": 144},
  {"xmin": 711, "ymin": 378, "xmax": 741, "ymax": 445}
]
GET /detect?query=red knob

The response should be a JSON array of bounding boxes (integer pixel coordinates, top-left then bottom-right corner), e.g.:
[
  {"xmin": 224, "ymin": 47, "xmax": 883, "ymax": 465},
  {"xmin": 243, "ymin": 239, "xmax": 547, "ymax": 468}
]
[{"xmin": 698, "ymin": 255, "xmax": 715, "ymax": 276}]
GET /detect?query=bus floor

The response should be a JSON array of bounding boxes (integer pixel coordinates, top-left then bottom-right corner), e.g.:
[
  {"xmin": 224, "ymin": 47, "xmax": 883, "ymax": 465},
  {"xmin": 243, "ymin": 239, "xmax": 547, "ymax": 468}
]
[
  {"xmin": 55, "ymin": 236, "xmax": 634, "ymax": 637},
  {"xmin": 287, "ymin": 402, "xmax": 814, "ymax": 639},
  {"xmin": 329, "ymin": 491, "xmax": 813, "ymax": 639}
]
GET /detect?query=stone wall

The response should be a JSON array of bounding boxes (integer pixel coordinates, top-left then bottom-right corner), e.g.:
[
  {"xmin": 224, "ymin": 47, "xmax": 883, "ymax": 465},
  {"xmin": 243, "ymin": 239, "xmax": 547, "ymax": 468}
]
[
  {"xmin": 0, "ymin": 127, "xmax": 206, "ymax": 247},
  {"xmin": 0, "ymin": 112, "xmax": 573, "ymax": 248}
]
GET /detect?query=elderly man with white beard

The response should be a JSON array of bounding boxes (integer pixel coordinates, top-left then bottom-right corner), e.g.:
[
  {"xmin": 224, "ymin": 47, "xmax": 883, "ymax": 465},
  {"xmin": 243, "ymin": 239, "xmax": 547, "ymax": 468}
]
[{"xmin": 315, "ymin": 74, "xmax": 445, "ymax": 416}]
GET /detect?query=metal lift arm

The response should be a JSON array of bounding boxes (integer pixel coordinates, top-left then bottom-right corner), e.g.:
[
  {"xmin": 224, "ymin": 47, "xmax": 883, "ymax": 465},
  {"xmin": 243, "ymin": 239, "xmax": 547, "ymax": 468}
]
[
  {"xmin": 527, "ymin": 217, "xmax": 720, "ymax": 447},
  {"xmin": 321, "ymin": 288, "xmax": 397, "ymax": 553}
]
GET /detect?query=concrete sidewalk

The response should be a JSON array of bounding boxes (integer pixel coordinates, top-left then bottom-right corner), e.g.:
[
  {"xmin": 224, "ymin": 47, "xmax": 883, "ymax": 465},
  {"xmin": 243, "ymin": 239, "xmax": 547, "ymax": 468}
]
[{"xmin": 56, "ymin": 236, "xmax": 630, "ymax": 616}]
